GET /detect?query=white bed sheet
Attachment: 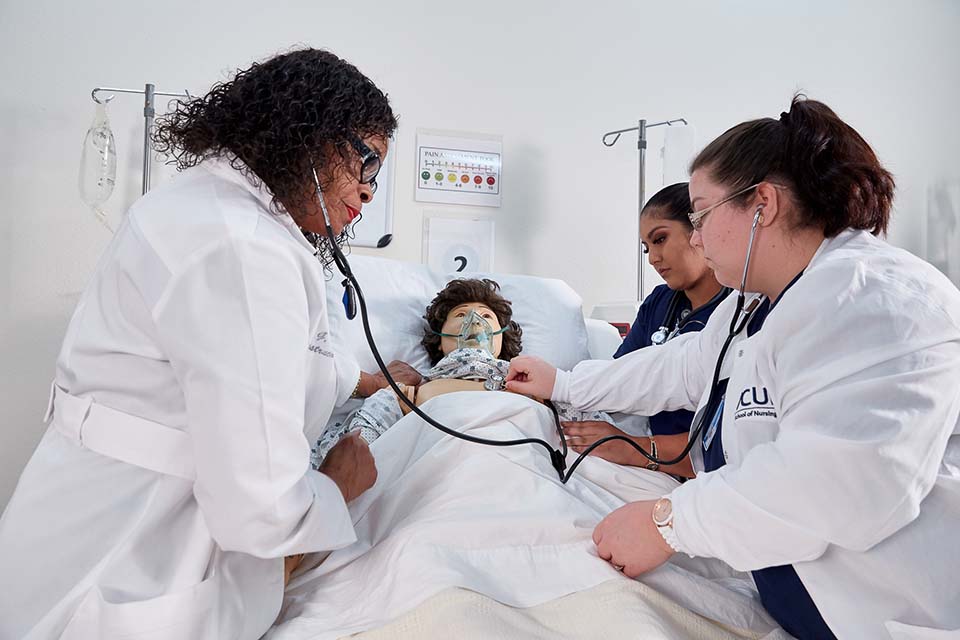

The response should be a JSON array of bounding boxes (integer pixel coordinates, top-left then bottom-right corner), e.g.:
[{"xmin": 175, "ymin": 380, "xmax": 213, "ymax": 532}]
[{"xmin": 268, "ymin": 392, "xmax": 780, "ymax": 640}]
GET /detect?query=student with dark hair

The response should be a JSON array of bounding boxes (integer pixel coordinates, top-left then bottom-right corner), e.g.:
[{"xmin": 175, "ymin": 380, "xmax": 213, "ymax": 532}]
[
  {"xmin": 507, "ymin": 95, "xmax": 960, "ymax": 639},
  {"xmin": 0, "ymin": 48, "xmax": 420, "ymax": 639},
  {"xmin": 562, "ymin": 183, "xmax": 729, "ymax": 477}
]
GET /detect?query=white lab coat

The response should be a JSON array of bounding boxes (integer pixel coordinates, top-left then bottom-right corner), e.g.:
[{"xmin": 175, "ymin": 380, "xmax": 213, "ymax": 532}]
[
  {"xmin": 0, "ymin": 157, "xmax": 362, "ymax": 639},
  {"xmin": 552, "ymin": 230, "xmax": 960, "ymax": 639}
]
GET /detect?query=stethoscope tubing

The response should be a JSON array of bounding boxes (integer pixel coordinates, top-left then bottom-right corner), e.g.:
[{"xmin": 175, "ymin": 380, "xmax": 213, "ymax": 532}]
[{"xmin": 311, "ymin": 169, "xmax": 763, "ymax": 481}]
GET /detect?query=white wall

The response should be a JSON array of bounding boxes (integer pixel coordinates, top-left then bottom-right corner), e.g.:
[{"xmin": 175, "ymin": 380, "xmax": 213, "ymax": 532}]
[{"xmin": 2, "ymin": 0, "xmax": 959, "ymax": 508}]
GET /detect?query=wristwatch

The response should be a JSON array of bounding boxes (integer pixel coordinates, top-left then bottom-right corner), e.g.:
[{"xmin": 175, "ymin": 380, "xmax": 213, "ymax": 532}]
[
  {"xmin": 652, "ymin": 497, "xmax": 682, "ymax": 553},
  {"xmin": 646, "ymin": 437, "xmax": 660, "ymax": 471}
]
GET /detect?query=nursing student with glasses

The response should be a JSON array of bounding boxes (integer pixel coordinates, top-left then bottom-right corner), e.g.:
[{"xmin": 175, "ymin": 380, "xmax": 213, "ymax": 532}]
[
  {"xmin": 0, "ymin": 48, "xmax": 422, "ymax": 640},
  {"xmin": 507, "ymin": 96, "xmax": 960, "ymax": 639},
  {"xmin": 562, "ymin": 183, "xmax": 730, "ymax": 478}
]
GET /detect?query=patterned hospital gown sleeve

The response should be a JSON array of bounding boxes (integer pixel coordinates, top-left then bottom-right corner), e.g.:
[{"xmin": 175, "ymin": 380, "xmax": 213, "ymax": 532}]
[
  {"xmin": 311, "ymin": 348, "xmax": 618, "ymax": 468},
  {"xmin": 312, "ymin": 388, "xmax": 404, "ymax": 468}
]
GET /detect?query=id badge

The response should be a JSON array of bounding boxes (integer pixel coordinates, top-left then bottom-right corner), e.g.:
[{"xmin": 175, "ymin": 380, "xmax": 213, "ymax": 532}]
[{"xmin": 702, "ymin": 397, "xmax": 724, "ymax": 451}]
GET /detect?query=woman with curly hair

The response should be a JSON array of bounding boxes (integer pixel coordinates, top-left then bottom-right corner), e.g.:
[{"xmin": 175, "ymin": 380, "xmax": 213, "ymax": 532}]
[{"xmin": 0, "ymin": 48, "xmax": 418, "ymax": 639}]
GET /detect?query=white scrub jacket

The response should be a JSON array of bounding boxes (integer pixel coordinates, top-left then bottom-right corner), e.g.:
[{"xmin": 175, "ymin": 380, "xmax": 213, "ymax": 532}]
[
  {"xmin": 0, "ymin": 156, "xmax": 362, "ymax": 639},
  {"xmin": 552, "ymin": 229, "xmax": 960, "ymax": 639}
]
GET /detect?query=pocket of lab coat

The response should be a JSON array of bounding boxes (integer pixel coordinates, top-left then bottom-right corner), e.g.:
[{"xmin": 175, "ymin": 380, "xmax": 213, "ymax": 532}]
[{"xmin": 60, "ymin": 572, "xmax": 220, "ymax": 640}]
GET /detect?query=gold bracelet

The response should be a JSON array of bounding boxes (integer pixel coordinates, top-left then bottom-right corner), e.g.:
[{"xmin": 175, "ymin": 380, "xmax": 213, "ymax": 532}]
[
  {"xmin": 645, "ymin": 437, "xmax": 660, "ymax": 472},
  {"xmin": 350, "ymin": 375, "xmax": 363, "ymax": 399}
]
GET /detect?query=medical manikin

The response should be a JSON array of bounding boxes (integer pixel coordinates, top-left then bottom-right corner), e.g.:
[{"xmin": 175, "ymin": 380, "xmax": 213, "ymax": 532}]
[{"xmin": 313, "ymin": 279, "xmax": 615, "ymax": 464}]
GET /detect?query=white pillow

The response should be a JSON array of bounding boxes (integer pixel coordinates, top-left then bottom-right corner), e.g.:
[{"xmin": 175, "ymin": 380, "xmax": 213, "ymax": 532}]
[{"xmin": 324, "ymin": 255, "xmax": 590, "ymax": 375}]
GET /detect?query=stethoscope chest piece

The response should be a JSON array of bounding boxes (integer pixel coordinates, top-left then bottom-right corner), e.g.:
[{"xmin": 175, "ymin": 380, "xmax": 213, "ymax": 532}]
[{"xmin": 651, "ymin": 290, "xmax": 685, "ymax": 346}]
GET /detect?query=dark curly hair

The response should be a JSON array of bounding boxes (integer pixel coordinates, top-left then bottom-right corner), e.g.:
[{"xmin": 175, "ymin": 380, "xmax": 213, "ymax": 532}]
[
  {"xmin": 421, "ymin": 279, "xmax": 523, "ymax": 365},
  {"xmin": 152, "ymin": 47, "xmax": 398, "ymax": 263}
]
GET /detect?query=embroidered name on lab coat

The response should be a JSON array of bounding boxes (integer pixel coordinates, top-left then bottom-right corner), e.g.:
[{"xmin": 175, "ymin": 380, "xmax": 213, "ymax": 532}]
[
  {"xmin": 734, "ymin": 386, "xmax": 777, "ymax": 421},
  {"xmin": 308, "ymin": 331, "xmax": 334, "ymax": 358}
]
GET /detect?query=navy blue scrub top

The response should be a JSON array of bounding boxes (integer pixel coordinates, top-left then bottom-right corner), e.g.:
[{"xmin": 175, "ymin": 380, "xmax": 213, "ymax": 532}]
[
  {"xmin": 614, "ymin": 284, "xmax": 730, "ymax": 436},
  {"xmin": 700, "ymin": 274, "xmax": 837, "ymax": 640}
]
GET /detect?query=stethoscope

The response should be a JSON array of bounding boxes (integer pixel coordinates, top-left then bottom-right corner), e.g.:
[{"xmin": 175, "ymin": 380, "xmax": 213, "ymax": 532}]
[
  {"xmin": 650, "ymin": 287, "xmax": 732, "ymax": 346},
  {"xmin": 310, "ymin": 163, "xmax": 765, "ymax": 482}
]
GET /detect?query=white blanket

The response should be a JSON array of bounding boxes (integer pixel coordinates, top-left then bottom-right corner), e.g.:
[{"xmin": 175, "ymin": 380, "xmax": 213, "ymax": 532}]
[{"xmin": 268, "ymin": 392, "xmax": 780, "ymax": 640}]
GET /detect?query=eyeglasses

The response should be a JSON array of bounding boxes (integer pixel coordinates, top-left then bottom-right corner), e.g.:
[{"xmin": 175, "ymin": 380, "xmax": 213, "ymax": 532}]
[
  {"xmin": 687, "ymin": 182, "xmax": 789, "ymax": 230},
  {"xmin": 687, "ymin": 181, "xmax": 787, "ymax": 232},
  {"xmin": 688, "ymin": 183, "xmax": 767, "ymax": 230},
  {"xmin": 350, "ymin": 138, "xmax": 381, "ymax": 194}
]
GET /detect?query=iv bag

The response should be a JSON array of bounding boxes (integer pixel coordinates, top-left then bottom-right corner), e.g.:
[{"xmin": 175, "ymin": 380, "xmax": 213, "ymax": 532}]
[{"xmin": 78, "ymin": 102, "xmax": 117, "ymax": 227}]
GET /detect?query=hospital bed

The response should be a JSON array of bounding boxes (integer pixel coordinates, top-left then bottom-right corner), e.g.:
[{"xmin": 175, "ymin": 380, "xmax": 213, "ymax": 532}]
[{"xmin": 267, "ymin": 256, "xmax": 788, "ymax": 640}]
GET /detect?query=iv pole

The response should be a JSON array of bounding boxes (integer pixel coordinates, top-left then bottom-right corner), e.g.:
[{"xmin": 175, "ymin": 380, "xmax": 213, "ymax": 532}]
[
  {"xmin": 602, "ymin": 118, "xmax": 687, "ymax": 301},
  {"xmin": 91, "ymin": 84, "xmax": 192, "ymax": 195}
]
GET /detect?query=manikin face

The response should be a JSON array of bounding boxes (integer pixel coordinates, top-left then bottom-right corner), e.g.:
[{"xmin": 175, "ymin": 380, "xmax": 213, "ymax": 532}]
[
  {"xmin": 439, "ymin": 302, "xmax": 504, "ymax": 358},
  {"xmin": 296, "ymin": 135, "xmax": 389, "ymax": 236}
]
